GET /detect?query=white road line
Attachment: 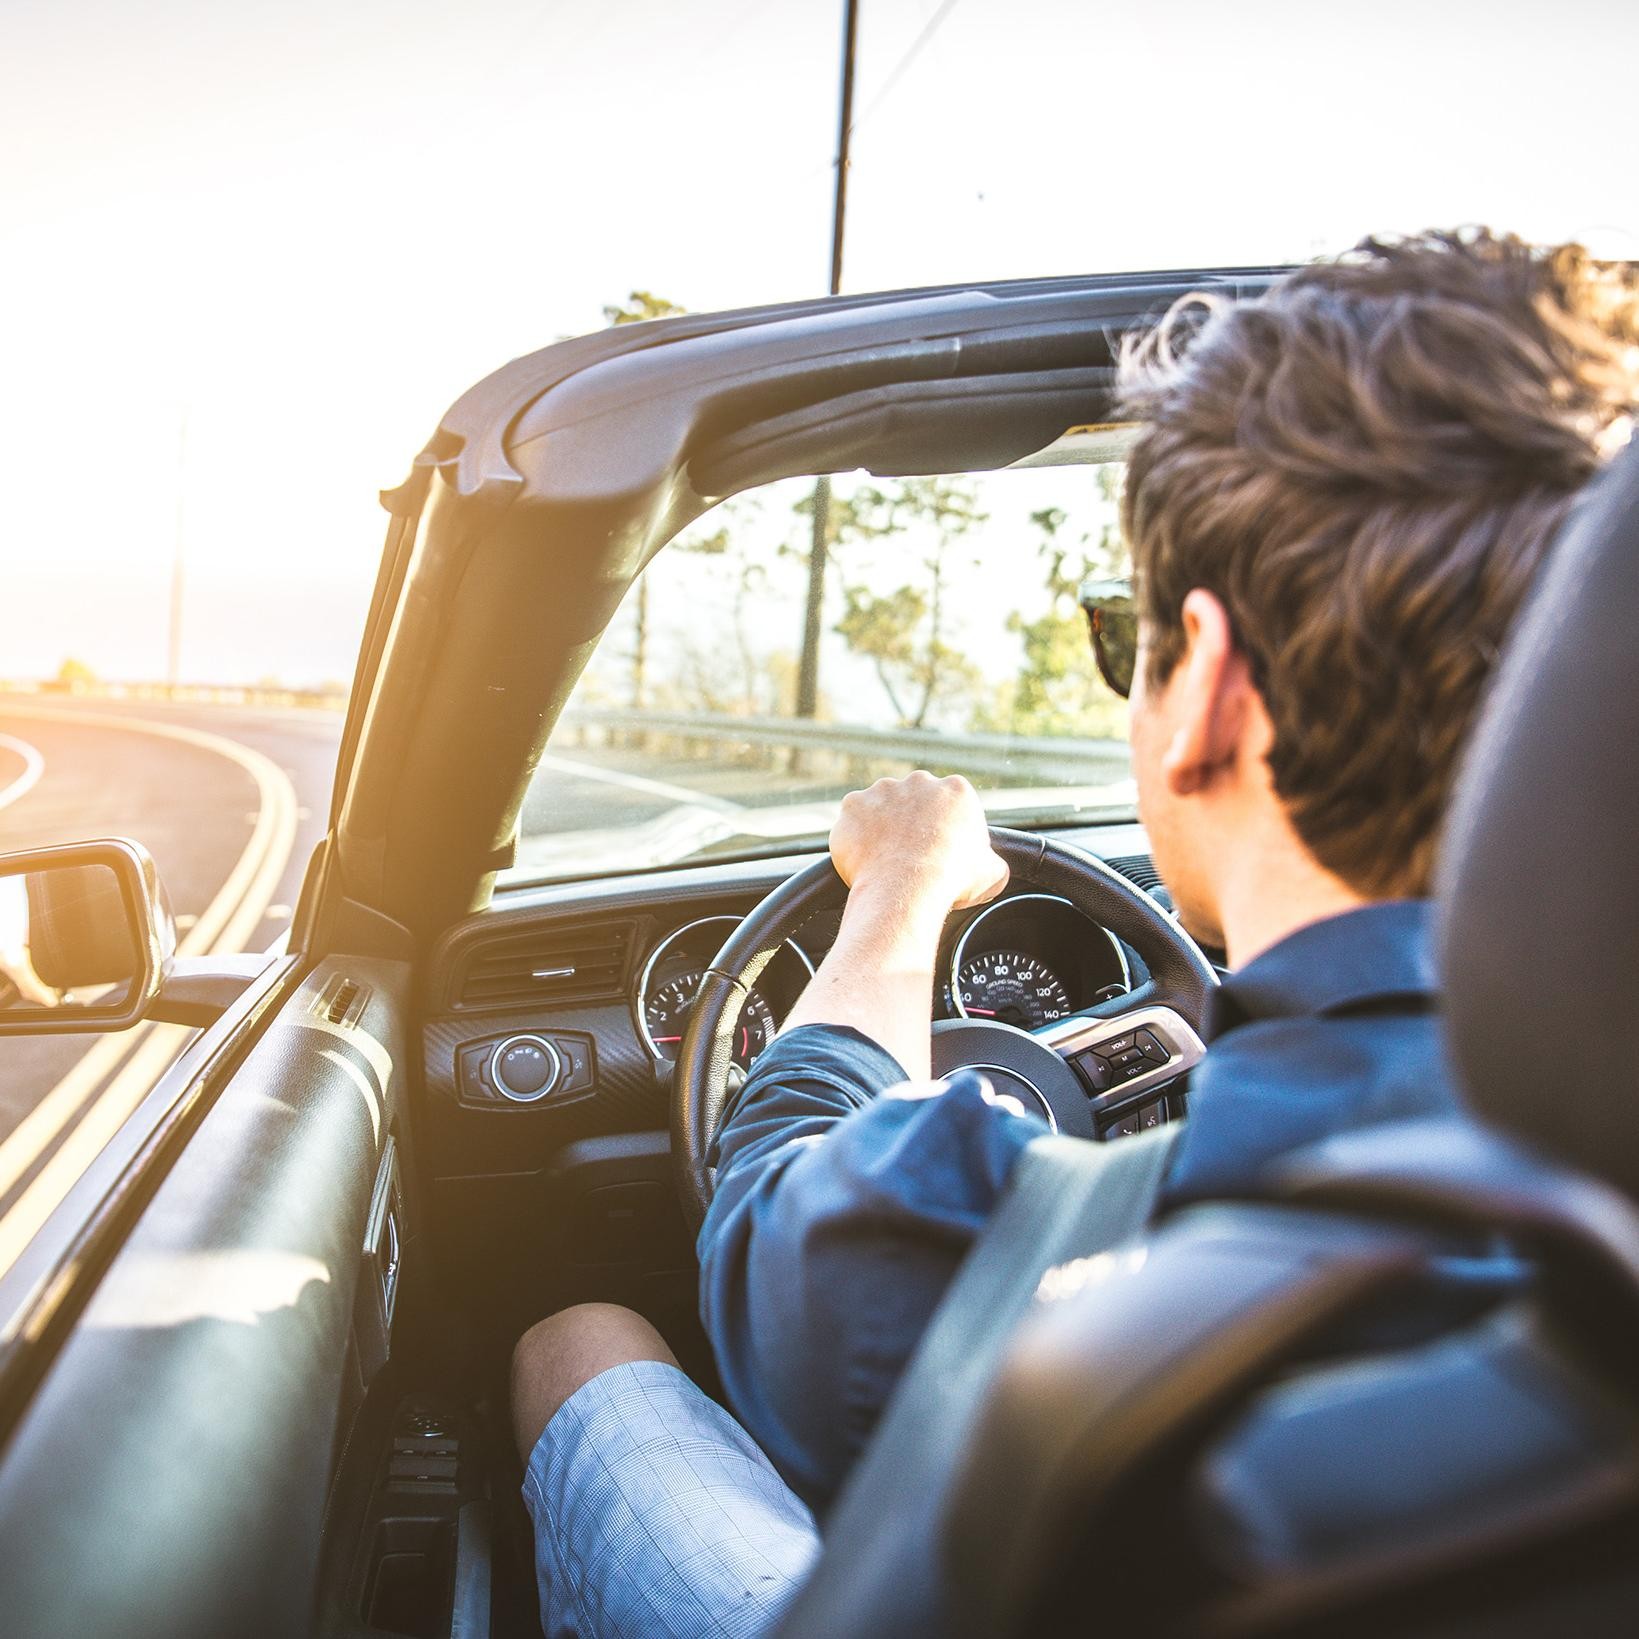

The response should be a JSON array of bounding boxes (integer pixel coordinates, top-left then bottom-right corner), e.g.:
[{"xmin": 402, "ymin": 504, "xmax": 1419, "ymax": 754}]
[
  {"xmin": 0, "ymin": 707, "xmax": 300, "ymax": 1280},
  {"xmin": 537, "ymin": 752, "xmax": 744, "ymax": 815},
  {"xmin": 0, "ymin": 733, "xmax": 45, "ymax": 815}
]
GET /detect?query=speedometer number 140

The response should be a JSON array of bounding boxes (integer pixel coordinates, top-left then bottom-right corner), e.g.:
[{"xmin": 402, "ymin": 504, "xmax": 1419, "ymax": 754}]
[{"xmin": 956, "ymin": 949, "xmax": 1072, "ymax": 1029}]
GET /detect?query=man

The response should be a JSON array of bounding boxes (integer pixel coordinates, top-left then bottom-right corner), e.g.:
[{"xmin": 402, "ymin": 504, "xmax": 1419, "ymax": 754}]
[{"xmin": 511, "ymin": 230, "xmax": 1639, "ymax": 1636}]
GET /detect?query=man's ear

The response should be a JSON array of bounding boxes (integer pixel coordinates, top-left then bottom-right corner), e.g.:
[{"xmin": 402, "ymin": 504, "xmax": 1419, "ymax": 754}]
[{"xmin": 1160, "ymin": 590, "xmax": 1255, "ymax": 797}]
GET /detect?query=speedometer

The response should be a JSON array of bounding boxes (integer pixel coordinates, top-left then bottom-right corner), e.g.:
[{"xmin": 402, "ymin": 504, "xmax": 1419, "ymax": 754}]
[
  {"xmin": 643, "ymin": 969, "xmax": 778, "ymax": 1068},
  {"xmin": 956, "ymin": 950, "xmax": 1073, "ymax": 1029}
]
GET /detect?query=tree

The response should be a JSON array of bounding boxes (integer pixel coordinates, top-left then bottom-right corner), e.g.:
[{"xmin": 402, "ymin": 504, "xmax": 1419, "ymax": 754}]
[
  {"xmin": 602, "ymin": 291, "xmax": 687, "ymax": 326},
  {"xmin": 665, "ymin": 511, "xmax": 782, "ymax": 715},
  {"xmin": 820, "ymin": 477, "xmax": 987, "ymax": 730},
  {"xmin": 603, "ymin": 292, "xmax": 687, "ymax": 705},
  {"xmin": 993, "ymin": 465, "xmax": 1129, "ymax": 739}
]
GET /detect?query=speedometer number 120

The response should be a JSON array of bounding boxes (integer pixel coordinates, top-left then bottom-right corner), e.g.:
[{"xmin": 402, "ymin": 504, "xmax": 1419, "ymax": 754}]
[{"xmin": 956, "ymin": 949, "xmax": 1072, "ymax": 1029}]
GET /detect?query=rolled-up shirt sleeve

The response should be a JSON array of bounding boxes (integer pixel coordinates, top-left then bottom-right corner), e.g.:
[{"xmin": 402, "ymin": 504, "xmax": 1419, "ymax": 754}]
[{"xmin": 696, "ymin": 1024, "xmax": 1044, "ymax": 1510}]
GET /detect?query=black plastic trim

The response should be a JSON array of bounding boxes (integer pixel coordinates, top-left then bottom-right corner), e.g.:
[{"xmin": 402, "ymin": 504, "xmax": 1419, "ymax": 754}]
[
  {"xmin": 320, "ymin": 272, "xmax": 1282, "ymax": 945},
  {"xmin": 0, "ymin": 952, "xmax": 298, "ymax": 1443}
]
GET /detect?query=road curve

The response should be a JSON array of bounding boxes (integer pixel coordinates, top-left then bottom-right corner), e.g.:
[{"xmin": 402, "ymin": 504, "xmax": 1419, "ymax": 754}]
[
  {"xmin": 0, "ymin": 697, "xmax": 341, "ymax": 1257},
  {"xmin": 0, "ymin": 689, "xmax": 1084, "ymax": 1268}
]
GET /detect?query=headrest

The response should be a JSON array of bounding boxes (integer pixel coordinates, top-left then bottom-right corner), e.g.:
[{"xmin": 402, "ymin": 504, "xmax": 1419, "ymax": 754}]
[{"xmin": 1438, "ymin": 434, "xmax": 1639, "ymax": 1201}]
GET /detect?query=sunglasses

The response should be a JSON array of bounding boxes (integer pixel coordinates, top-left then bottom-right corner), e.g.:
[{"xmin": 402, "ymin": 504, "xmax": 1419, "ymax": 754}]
[{"xmin": 1077, "ymin": 576, "xmax": 1138, "ymax": 698}]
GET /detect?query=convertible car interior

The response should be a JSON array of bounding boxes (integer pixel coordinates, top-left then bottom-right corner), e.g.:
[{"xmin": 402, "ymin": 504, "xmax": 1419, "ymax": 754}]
[{"xmin": 0, "ymin": 271, "xmax": 1634, "ymax": 1639}]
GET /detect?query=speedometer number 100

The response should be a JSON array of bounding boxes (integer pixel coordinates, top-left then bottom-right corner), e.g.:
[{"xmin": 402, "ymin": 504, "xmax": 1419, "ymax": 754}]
[{"xmin": 956, "ymin": 949, "xmax": 1072, "ymax": 1029}]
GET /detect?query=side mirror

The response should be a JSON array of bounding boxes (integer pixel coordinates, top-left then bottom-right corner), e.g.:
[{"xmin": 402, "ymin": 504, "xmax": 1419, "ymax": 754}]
[{"xmin": 0, "ymin": 839, "xmax": 174, "ymax": 1034}]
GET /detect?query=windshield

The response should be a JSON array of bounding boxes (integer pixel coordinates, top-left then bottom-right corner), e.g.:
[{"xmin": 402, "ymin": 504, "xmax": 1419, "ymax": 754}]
[{"xmin": 506, "ymin": 461, "xmax": 1133, "ymax": 884}]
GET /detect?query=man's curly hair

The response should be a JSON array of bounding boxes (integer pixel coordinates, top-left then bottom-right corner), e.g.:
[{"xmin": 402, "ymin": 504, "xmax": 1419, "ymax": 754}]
[{"xmin": 1118, "ymin": 228, "xmax": 1639, "ymax": 897}]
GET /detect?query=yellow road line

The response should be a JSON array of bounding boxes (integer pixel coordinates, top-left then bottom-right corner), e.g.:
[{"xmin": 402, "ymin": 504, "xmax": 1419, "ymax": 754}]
[{"xmin": 0, "ymin": 707, "xmax": 300, "ymax": 1279}]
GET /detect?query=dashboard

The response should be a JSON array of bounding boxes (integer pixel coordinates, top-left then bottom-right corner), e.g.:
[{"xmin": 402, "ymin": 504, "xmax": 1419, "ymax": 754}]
[
  {"xmin": 635, "ymin": 915, "xmax": 814, "ymax": 1071},
  {"xmin": 419, "ymin": 824, "xmax": 1169, "ymax": 1183},
  {"xmin": 627, "ymin": 892, "xmax": 1134, "ymax": 1071}
]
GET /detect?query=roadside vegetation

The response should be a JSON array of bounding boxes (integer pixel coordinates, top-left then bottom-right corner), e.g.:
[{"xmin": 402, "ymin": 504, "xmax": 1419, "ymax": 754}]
[{"xmin": 587, "ymin": 288, "xmax": 1129, "ymax": 746}]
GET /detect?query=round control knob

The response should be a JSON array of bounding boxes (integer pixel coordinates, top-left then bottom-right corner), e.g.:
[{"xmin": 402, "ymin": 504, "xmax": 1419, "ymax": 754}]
[{"xmin": 491, "ymin": 1035, "xmax": 562, "ymax": 1103}]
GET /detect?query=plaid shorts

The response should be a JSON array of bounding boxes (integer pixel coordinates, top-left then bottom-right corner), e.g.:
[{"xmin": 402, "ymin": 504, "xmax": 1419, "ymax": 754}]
[{"xmin": 523, "ymin": 1359, "xmax": 820, "ymax": 1639}]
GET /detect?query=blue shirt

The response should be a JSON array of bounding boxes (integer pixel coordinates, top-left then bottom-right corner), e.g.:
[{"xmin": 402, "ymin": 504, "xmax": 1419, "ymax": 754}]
[{"xmin": 697, "ymin": 899, "xmax": 1460, "ymax": 1511}]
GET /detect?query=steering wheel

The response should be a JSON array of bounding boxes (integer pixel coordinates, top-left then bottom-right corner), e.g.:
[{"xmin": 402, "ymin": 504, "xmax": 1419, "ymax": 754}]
[{"xmin": 673, "ymin": 828, "xmax": 1219, "ymax": 1230}]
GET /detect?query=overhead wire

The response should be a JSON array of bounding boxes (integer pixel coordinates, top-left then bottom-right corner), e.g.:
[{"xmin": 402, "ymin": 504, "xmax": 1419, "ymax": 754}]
[{"xmin": 849, "ymin": 0, "xmax": 963, "ymax": 135}]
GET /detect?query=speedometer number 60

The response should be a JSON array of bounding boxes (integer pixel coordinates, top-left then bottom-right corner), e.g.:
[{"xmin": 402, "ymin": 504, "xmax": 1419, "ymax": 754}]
[{"xmin": 956, "ymin": 949, "xmax": 1072, "ymax": 1029}]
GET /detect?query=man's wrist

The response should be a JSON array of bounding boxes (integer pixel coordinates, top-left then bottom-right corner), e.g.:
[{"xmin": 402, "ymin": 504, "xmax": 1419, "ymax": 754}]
[
  {"xmin": 842, "ymin": 871, "xmax": 953, "ymax": 945},
  {"xmin": 782, "ymin": 874, "xmax": 947, "ymax": 1081}
]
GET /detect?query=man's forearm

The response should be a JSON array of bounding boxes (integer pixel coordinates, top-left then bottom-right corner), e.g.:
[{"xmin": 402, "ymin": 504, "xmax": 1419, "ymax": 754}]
[{"xmin": 780, "ymin": 876, "xmax": 948, "ymax": 1080}]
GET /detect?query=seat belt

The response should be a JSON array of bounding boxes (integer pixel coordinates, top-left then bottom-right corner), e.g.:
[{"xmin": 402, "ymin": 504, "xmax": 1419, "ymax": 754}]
[{"xmin": 777, "ymin": 1123, "xmax": 1183, "ymax": 1639}]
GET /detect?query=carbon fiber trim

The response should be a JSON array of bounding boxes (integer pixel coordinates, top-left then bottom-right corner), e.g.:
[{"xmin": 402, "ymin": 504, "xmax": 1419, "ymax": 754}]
[{"xmin": 422, "ymin": 1003, "xmax": 663, "ymax": 1179}]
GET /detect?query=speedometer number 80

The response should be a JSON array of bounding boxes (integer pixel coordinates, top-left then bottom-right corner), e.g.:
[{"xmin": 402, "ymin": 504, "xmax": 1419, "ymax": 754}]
[{"xmin": 956, "ymin": 949, "xmax": 1072, "ymax": 1029}]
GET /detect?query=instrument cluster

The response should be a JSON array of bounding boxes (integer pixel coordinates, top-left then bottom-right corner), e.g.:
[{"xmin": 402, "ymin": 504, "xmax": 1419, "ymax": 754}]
[
  {"xmin": 634, "ymin": 915, "xmax": 814, "ymax": 1071},
  {"xmin": 946, "ymin": 893, "xmax": 1130, "ymax": 1026},
  {"xmin": 632, "ymin": 894, "xmax": 1130, "ymax": 1073}
]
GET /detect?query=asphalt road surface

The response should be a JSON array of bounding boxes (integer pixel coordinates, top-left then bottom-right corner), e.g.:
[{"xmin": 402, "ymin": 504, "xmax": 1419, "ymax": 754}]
[
  {"xmin": 0, "ymin": 697, "xmax": 340, "ymax": 1245},
  {"xmin": 0, "ymin": 697, "xmax": 834, "ymax": 1228},
  {"xmin": 0, "ymin": 693, "xmax": 1130, "ymax": 1272}
]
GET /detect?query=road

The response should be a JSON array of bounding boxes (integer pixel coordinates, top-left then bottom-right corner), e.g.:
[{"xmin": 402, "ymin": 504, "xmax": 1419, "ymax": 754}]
[
  {"xmin": 0, "ymin": 693, "xmax": 1129, "ymax": 1270},
  {"xmin": 0, "ymin": 698, "xmax": 339, "ymax": 1257},
  {"xmin": 0, "ymin": 699, "xmax": 819, "ymax": 1206}
]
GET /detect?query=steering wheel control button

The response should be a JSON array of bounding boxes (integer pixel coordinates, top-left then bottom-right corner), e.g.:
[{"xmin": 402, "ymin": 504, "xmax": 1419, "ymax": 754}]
[
  {"xmin": 1104, "ymin": 1098, "xmax": 1167, "ymax": 1139},
  {"xmin": 1100, "ymin": 1032, "xmax": 1139, "ymax": 1057},
  {"xmin": 1109, "ymin": 1046, "xmax": 1146, "ymax": 1068},
  {"xmin": 1071, "ymin": 1050, "xmax": 1115, "ymax": 1091},
  {"xmin": 1136, "ymin": 1028, "xmax": 1172, "ymax": 1062}
]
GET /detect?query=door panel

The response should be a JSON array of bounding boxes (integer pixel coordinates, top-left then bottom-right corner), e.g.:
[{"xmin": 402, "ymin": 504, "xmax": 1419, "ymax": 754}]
[{"xmin": 0, "ymin": 956, "xmax": 410, "ymax": 1639}]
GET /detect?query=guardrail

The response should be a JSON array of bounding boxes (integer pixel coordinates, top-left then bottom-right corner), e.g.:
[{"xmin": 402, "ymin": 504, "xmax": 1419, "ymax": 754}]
[
  {"xmin": 558, "ymin": 707, "xmax": 1128, "ymax": 786},
  {"xmin": 0, "ymin": 686, "xmax": 1128, "ymax": 788},
  {"xmin": 0, "ymin": 681, "xmax": 350, "ymax": 712}
]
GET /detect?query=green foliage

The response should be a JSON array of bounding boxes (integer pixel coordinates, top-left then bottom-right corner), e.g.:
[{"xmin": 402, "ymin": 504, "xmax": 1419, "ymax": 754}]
[
  {"xmin": 655, "ymin": 496, "xmax": 796, "ymax": 716},
  {"xmin": 821, "ymin": 477, "xmax": 986, "ymax": 729},
  {"xmin": 987, "ymin": 466, "xmax": 1131, "ymax": 740},
  {"xmin": 605, "ymin": 292, "xmax": 687, "ymax": 705},
  {"xmin": 603, "ymin": 291, "xmax": 687, "ymax": 326}
]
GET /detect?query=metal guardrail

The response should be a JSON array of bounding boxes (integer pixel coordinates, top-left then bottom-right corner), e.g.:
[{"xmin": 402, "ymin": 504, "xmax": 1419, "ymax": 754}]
[
  {"xmin": 560, "ymin": 707, "xmax": 1128, "ymax": 785},
  {"xmin": 0, "ymin": 687, "xmax": 1128, "ymax": 787},
  {"xmin": 0, "ymin": 681, "xmax": 349, "ymax": 712}
]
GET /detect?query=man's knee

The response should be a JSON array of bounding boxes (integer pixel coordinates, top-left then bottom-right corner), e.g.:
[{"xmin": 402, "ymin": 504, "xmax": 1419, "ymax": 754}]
[{"xmin": 511, "ymin": 1302, "xmax": 679, "ymax": 1458}]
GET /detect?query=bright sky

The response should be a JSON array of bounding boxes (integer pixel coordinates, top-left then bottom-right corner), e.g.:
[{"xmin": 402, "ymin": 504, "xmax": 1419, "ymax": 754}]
[{"xmin": 2, "ymin": 0, "xmax": 1635, "ymax": 684}]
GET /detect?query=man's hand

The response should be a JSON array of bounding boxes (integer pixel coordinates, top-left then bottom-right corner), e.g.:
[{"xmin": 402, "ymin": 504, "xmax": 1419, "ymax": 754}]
[
  {"xmin": 779, "ymin": 774, "xmax": 1008, "ymax": 1079},
  {"xmin": 830, "ymin": 772, "xmax": 1009, "ymax": 915}
]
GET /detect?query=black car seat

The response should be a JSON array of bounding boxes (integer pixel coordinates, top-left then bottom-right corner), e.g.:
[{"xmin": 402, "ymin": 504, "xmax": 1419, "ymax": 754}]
[{"xmin": 776, "ymin": 436, "xmax": 1639, "ymax": 1639}]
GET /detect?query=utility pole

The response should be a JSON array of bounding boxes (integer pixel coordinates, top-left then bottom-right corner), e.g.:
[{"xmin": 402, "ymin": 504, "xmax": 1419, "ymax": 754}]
[
  {"xmin": 794, "ymin": 0, "xmax": 859, "ymax": 720},
  {"xmin": 167, "ymin": 408, "xmax": 187, "ymax": 692}
]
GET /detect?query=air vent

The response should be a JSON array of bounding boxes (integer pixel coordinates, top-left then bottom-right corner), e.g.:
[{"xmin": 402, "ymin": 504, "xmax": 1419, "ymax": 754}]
[
  {"xmin": 456, "ymin": 921, "xmax": 634, "ymax": 1010},
  {"xmin": 1106, "ymin": 854, "xmax": 1173, "ymax": 910},
  {"xmin": 312, "ymin": 974, "xmax": 371, "ymax": 1027}
]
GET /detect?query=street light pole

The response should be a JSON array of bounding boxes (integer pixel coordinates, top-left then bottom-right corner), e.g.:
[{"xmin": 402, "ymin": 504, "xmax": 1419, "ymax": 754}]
[
  {"xmin": 825, "ymin": 0, "xmax": 859, "ymax": 299},
  {"xmin": 794, "ymin": 0, "xmax": 860, "ymax": 721},
  {"xmin": 167, "ymin": 408, "xmax": 187, "ymax": 692}
]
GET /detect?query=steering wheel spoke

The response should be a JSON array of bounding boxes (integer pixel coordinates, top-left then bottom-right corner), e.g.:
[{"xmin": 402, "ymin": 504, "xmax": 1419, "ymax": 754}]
[{"xmin": 1034, "ymin": 998, "xmax": 1207, "ymax": 1117}]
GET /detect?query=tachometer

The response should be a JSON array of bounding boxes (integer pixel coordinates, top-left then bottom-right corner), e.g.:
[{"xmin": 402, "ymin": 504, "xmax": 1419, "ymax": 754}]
[
  {"xmin": 643, "ymin": 969, "xmax": 778, "ymax": 1068},
  {"xmin": 956, "ymin": 950, "xmax": 1072, "ymax": 1029}
]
